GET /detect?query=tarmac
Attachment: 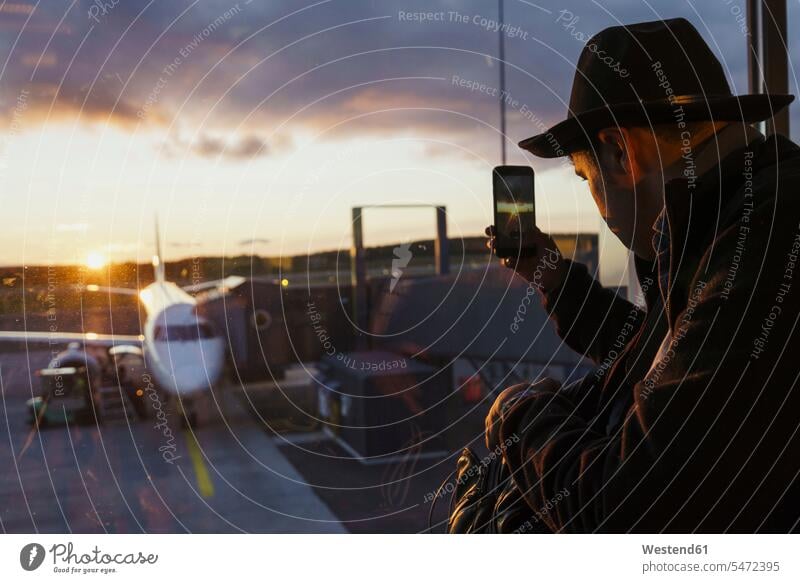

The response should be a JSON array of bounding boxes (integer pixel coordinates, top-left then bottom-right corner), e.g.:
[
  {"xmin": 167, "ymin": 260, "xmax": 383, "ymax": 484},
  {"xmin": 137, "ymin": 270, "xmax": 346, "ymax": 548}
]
[{"xmin": 0, "ymin": 350, "xmax": 345, "ymax": 533}]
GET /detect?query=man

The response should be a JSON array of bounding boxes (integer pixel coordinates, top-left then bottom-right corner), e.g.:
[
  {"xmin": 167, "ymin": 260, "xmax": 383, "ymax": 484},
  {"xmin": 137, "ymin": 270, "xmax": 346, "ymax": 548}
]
[{"xmin": 485, "ymin": 18, "xmax": 800, "ymax": 532}]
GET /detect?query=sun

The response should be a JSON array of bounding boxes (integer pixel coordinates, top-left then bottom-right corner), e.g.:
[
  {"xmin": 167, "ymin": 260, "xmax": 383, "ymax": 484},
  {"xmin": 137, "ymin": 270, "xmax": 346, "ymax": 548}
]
[{"xmin": 85, "ymin": 251, "xmax": 107, "ymax": 270}]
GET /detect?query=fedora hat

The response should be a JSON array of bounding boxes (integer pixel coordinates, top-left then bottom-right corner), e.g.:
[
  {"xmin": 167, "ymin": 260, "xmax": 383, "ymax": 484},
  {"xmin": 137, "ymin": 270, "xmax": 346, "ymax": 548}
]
[{"xmin": 519, "ymin": 18, "xmax": 794, "ymax": 158}]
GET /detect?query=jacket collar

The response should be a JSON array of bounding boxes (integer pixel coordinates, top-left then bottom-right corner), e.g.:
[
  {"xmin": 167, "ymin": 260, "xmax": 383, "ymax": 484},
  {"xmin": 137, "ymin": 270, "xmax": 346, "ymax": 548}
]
[{"xmin": 660, "ymin": 132, "xmax": 799, "ymax": 327}]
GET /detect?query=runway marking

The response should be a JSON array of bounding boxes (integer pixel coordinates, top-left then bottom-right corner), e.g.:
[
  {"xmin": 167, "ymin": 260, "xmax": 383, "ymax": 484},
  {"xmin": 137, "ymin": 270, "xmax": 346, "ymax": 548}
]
[
  {"xmin": 16, "ymin": 398, "xmax": 56, "ymax": 463},
  {"xmin": 183, "ymin": 430, "xmax": 214, "ymax": 498}
]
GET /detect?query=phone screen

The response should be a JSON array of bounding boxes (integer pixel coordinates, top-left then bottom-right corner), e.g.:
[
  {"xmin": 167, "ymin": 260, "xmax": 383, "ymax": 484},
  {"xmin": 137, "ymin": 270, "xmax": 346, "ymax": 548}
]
[{"xmin": 493, "ymin": 166, "xmax": 535, "ymax": 257}]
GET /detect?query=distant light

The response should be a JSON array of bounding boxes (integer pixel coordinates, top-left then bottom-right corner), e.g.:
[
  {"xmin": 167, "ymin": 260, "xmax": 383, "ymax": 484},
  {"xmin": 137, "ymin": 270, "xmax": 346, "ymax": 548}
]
[
  {"xmin": 135, "ymin": 389, "xmax": 144, "ymax": 397},
  {"xmin": 86, "ymin": 251, "xmax": 107, "ymax": 270},
  {"xmin": 84, "ymin": 332, "xmax": 98, "ymax": 340},
  {"xmin": 281, "ymin": 278, "xmax": 289, "ymax": 288},
  {"xmin": 86, "ymin": 284, "xmax": 100, "ymax": 292}
]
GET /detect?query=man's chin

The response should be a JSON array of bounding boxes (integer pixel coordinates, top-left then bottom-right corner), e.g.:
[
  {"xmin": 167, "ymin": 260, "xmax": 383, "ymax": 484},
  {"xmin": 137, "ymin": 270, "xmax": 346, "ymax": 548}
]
[
  {"xmin": 608, "ymin": 225, "xmax": 635, "ymax": 247},
  {"xmin": 630, "ymin": 241, "xmax": 658, "ymax": 261}
]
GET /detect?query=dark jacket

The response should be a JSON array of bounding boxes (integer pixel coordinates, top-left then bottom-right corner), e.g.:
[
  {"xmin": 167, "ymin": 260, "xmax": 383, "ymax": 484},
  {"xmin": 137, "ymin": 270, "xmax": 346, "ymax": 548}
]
[{"xmin": 500, "ymin": 134, "xmax": 800, "ymax": 533}]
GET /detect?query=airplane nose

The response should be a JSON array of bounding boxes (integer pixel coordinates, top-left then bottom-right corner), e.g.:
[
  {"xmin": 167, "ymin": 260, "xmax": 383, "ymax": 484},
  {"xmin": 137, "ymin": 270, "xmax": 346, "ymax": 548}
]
[
  {"xmin": 175, "ymin": 357, "xmax": 222, "ymax": 390},
  {"xmin": 153, "ymin": 339, "xmax": 223, "ymax": 394},
  {"xmin": 175, "ymin": 367, "xmax": 212, "ymax": 392}
]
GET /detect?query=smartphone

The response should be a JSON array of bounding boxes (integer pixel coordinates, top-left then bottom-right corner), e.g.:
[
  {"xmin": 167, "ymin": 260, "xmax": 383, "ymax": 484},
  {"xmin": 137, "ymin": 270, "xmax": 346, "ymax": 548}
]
[{"xmin": 492, "ymin": 165, "xmax": 535, "ymax": 258}]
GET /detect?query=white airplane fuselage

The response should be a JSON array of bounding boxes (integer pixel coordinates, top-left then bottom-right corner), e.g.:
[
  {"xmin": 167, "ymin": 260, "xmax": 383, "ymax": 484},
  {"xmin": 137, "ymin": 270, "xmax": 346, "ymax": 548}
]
[{"xmin": 139, "ymin": 281, "xmax": 224, "ymax": 397}]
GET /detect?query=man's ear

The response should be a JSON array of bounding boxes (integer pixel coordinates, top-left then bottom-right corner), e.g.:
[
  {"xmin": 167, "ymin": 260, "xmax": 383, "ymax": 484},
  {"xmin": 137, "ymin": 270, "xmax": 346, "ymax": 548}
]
[{"xmin": 596, "ymin": 127, "xmax": 632, "ymax": 175}]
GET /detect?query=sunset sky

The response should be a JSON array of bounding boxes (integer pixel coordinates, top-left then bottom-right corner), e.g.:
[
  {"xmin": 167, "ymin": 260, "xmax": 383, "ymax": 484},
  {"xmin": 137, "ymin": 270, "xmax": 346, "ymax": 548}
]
[{"xmin": 1, "ymin": 0, "xmax": 799, "ymax": 284}]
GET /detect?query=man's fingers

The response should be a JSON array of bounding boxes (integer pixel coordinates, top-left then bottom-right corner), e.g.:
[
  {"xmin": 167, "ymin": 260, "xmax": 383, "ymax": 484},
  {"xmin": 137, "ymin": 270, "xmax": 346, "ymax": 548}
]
[
  {"xmin": 503, "ymin": 255, "xmax": 527, "ymax": 270},
  {"xmin": 485, "ymin": 226, "xmax": 496, "ymax": 252}
]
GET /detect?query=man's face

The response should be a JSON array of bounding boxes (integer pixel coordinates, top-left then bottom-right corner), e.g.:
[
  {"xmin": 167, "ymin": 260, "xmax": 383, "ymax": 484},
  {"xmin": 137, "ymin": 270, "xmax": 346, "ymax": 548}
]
[{"xmin": 571, "ymin": 145, "xmax": 660, "ymax": 260}]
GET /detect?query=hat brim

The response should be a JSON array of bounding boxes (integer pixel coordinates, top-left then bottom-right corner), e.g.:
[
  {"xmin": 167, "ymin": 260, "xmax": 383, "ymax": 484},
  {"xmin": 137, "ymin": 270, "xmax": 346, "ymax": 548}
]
[{"xmin": 519, "ymin": 93, "xmax": 795, "ymax": 158}]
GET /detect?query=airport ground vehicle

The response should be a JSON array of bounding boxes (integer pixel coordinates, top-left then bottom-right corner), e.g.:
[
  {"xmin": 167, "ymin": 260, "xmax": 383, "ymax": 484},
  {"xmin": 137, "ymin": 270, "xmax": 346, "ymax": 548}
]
[
  {"xmin": 26, "ymin": 342, "xmax": 150, "ymax": 427},
  {"xmin": 26, "ymin": 344, "xmax": 101, "ymax": 426}
]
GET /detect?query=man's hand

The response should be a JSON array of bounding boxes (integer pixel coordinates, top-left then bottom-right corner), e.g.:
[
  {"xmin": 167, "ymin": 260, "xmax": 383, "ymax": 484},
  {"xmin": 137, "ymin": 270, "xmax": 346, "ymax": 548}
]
[
  {"xmin": 485, "ymin": 225, "xmax": 567, "ymax": 293},
  {"xmin": 485, "ymin": 377, "xmax": 561, "ymax": 449}
]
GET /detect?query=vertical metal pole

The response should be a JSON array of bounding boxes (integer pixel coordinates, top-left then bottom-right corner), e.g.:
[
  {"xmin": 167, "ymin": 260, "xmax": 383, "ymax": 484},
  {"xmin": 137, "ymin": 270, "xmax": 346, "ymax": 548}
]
[
  {"xmin": 350, "ymin": 207, "xmax": 367, "ymax": 348},
  {"xmin": 435, "ymin": 206, "xmax": 449, "ymax": 276},
  {"xmin": 747, "ymin": 0, "xmax": 762, "ymax": 95},
  {"xmin": 498, "ymin": 0, "xmax": 507, "ymax": 165},
  {"xmin": 761, "ymin": 0, "xmax": 789, "ymax": 137}
]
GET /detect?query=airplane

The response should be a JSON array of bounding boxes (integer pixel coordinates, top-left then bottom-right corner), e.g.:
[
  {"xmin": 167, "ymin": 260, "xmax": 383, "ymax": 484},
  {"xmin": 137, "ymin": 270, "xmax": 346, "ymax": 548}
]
[{"xmin": 0, "ymin": 219, "xmax": 243, "ymax": 427}]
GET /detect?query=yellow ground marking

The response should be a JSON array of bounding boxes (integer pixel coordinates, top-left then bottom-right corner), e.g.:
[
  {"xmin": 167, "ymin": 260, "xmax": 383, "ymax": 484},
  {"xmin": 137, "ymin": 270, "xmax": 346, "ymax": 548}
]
[{"xmin": 183, "ymin": 430, "xmax": 215, "ymax": 498}]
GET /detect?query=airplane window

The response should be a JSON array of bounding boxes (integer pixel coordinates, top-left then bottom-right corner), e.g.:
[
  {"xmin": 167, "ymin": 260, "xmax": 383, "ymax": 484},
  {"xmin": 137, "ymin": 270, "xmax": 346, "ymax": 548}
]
[
  {"xmin": 155, "ymin": 324, "xmax": 215, "ymax": 342},
  {"xmin": 173, "ymin": 326, "xmax": 191, "ymax": 341}
]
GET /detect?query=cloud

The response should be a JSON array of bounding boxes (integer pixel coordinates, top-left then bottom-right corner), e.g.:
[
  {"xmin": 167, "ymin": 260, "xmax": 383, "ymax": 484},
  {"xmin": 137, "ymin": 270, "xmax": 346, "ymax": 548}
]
[
  {"xmin": 0, "ymin": 0, "xmax": 793, "ymax": 161},
  {"xmin": 32, "ymin": 81, "xmax": 144, "ymax": 128},
  {"xmin": 191, "ymin": 133, "xmax": 271, "ymax": 159},
  {"xmin": 159, "ymin": 131, "xmax": 291, "ymax": 160},
  {"xmin": 168, "ymin": 241, "xmax": 203, "ymax": 249},
  {"xmin": 238, "ymin": 238, "xmax": 270, "ymax": 246}
]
